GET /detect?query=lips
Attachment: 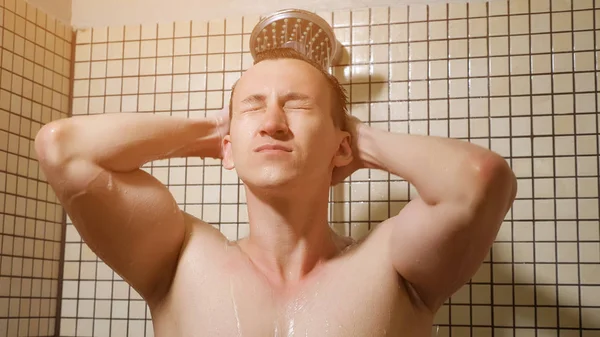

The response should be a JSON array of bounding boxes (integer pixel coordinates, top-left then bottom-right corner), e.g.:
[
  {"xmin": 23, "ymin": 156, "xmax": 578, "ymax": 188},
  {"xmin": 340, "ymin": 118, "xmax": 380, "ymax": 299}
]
[{"xmin": 254, "ymin": 144, "xmax": 292, "ymax": 152}]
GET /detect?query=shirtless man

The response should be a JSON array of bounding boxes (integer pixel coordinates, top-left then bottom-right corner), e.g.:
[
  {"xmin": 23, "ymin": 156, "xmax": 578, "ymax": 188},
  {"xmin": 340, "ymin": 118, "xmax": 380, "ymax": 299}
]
[{"xmin": 35, "ymin": 48, "xmax": 517, "ymax": 337}]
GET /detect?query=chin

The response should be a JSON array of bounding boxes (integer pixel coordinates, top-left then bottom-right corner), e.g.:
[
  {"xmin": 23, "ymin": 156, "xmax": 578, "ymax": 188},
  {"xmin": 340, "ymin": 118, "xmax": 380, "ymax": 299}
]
[{"xmin": 240, "ymin": 166, "xmax": 300, "ymax": 190}]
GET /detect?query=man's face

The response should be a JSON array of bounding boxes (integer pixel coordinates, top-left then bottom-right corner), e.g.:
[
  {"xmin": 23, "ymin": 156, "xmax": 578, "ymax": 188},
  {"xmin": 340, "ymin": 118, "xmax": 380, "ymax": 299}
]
[{"xmin": 222, "ymin": 58, "xmax": 351, "ymax": 189}]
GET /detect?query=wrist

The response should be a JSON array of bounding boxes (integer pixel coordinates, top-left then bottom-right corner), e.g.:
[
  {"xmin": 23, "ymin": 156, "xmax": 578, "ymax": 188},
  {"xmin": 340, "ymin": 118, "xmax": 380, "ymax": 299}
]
[
  {"xmin": 355, "ymin": 124, "xmax": 380, "ymax": 170},
  {"xmin": 185, "ymin": 117, "xmax": 223, "ymax": 159}
]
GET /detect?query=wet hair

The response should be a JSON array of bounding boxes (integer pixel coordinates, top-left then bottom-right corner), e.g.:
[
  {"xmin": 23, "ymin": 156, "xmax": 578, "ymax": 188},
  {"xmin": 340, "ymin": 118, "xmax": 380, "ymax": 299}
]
[{"xmin": 228, "ymin": 48, "xmax": 349, "ymax": 130}]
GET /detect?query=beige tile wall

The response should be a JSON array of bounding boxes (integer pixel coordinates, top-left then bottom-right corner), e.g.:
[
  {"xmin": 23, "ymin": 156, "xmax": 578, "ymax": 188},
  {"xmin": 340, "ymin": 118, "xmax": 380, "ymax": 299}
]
[
  {"xmin": 65, "ymin": 0, "xmax": 600, "ymax": 336},
  {"xmin": 0, "ymin": 0, "xmax": 74, "ymax": 335}
]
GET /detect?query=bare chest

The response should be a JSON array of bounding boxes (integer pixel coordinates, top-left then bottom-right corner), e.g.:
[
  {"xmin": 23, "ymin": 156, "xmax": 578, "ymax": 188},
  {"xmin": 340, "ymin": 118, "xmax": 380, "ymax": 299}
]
[{"xmin": 152, "ymin": 241, "xmax": 431, "ymax": 337}]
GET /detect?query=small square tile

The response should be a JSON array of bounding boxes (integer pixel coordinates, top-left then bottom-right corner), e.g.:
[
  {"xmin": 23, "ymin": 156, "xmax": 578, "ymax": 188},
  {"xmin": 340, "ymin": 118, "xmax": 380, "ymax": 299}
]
[
  {"xmin": 552, "ymin": 12, "xmax": 572, "ymax": 32},
  {"xmin": 370, "ymin": 25, "xmax": 388, "ymax": 44},
  {"xmin": 225, "ymin": 17, "xmax": 243, "ymax": 34},
  {"xmin": 192, "ymin": 20, "xmax": 208, "ymax": 36},
  {"xmin": 449, "ymin": 39, "xmax": 468, "ymax": 58},
  {"xmin": 389, "ymin": 24, "xmax": 407, "ymax": 42},
  {"xmin": 531, "ymin": 0, "xmax": 550, "ymax": 12},
  {"xmin": 574, "ymin": 31, "xmax": 594, "ymax": 51},
  {"xmin": 158, "ymin": 22, "xmax": 174, "ymax": 38},
  {"xmin": 390, "ymin": 6, "xmax": 408, "ymax": 23},
  {"xmin": 428, "ymin": 21, "xmax": 447, "ymax": 40},
  {"xmin": 208, "ymin": 19, "xmax": 225, "ymax": 35},
  {"xmin": 470, "ymin": 38, "xmax": 488, "ymax": 57},
  {"xmin": 390, "ymin": 43, "xmax": 408, "ymax": 61},
  {"xmin": 157, "ymin": 39, "xmax": 174, "ymax": 57},
  {"xmin": 174, "ymin": 21, "xmax": 191, "ymax": 37},
  {"xmin": 174, "ymin": 37, "xmax": 191, "ymax": 56},
  {"xmin": 92, "ymin": 27, "xmax": 108, "ymax": 43},
  {"xmin": 573, "ymin": 10, "xmax": 594, "ymax": 31},
  {"xmin": 352, "ymin": 8, "xmax": 370, "ymax": 25},
  {"xmin": 408, "ymin": 4, "xmax": 427, "ymax": 22},
  {"xmin": 370, "ymin": 44, "xmax": 388, "ymax": 63},
  {"xmin": 448, "ymin": 19, "xmax": 467, "ymax": 38},
  {"xmin": 552, "ymin": 32, "xmax": 572, "ymax": 52},
  {"xmin": 352, "ymin": 26, "xmax": 369, "ymax": 44},
  {"xmin": 408, "ymin": 41, "xmax": 427, "ymax": 61},
  {"xmin": 551, "ymin": 0, "xmax": 571, "ymax": 12},
  {"xmin": 553, "ymin": 53, "xmax": 573, "ymax": 72},
  {"xmin": 429, "ymin": 3, "xmax": 447, "ymax": 20},
  {"xmin": 469, "ymin": 18, "xmax": 487, "ymax": 37},
  {"xmin": 510, "ymin": 15, "xmax": 529, "ymax": 35},
  {"xmin": 449, "ymin": 2, "xmax": 467, "ymax": 18},
  {"xmin": 371, "ymin": 7, "xmax": 389, "ymax": 24}
]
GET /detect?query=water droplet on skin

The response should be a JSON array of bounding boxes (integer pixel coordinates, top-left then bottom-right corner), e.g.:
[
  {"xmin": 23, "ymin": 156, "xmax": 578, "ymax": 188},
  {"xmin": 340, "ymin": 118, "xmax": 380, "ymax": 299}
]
[
  {"xmin": 229, "ymin": 281, "xmax": 243, "ymax": 336},
  {"xmin": 107, "ymin": 174, "xmax": 113, "ymax": 190}
]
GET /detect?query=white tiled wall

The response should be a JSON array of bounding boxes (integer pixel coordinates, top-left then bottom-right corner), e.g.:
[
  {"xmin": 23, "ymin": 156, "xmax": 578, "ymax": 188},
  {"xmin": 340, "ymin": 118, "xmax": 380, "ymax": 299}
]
[
  {"xmin": 64, "ymin": 0, "xmax": 599, "ymax": 336},
  {"xmin": 0, "ymin": 0, "xmax": 73, "ymax": 335}
]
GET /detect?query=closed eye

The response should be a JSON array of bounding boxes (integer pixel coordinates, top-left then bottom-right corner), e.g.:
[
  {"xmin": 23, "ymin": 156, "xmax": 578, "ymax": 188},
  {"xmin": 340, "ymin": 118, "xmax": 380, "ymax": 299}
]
[{"xmin": 284, "ymin": 103, "xmax": 312, "ymax": 110}]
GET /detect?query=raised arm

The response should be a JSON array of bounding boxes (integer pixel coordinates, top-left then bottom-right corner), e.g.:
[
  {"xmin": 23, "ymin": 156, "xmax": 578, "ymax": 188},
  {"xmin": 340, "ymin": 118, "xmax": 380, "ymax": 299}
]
[
  {"xmin": 338, "ymin": 118, "xmax": 517, "ymax": 313},
  {"xmin": 35, "ymin": 111, "xmax": 228, "ymax": 303}
]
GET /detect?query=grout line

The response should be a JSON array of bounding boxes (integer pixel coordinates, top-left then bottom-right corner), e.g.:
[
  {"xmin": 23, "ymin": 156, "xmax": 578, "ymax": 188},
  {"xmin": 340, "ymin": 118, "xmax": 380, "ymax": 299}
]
[
  {"xmin": 548, "ymin": 0, "xmax": 561, "ymax": 330},
  {"xmin": 237, "ymin": 16, "xmax": 244, "ymax": 241},
  {"xmin": 181, "ymin": 20, "xmax": 192, "ymax": 244},
  {"xmin": 444, "ymin": 3, "xmax": 452, "ymax": 332},
  {"xmin": 568, "ymin": 1, "xmax": 582, "ymax": 334},
  {"xmin": 386, "ymin": 6, "xmax": 391, "ymax": 229},
  {"xmin": 506, "ymin": 2, "xmax": 516, "ymax": 334},
  {"xmin": 2, "ymin": 4, "xmax": 15, "ymax": 333},
  {"xmin": 176, "ymin": 20, "xmax": 192, "ymax": 335},
  {"xmin": 219, "ymin": 19, "xmax": 226, "ymax": 239},
  {"xmin": 519, "ymin": 1, "xmax": 539, "ymax": 335},
  {"xmin": 72, "ymin": 24, "xmax": 95, "ymax": 337},
  {"xmin": 348, "ymin": 9, "xmax": 353, "ymax": 240},
  {"xmin": 0, "ymin": 3, "xmax": 7, "ymax": 333},
  {"xmin": 593, "ymin": 2, "xmax": 600, "ymax": 332},
  {"xmin": 201, "ymin": 20, "xmax": 209, "ymax": 229},
  {"xmin": 65, "ymin": 6, "xmax": 595, "ymax": 48},
  {"xmin": 367, "ymin": 8, "xmax": 372, "ymax": 232},
  {"xmin": 465, "ymin": 4, "xmax": 473, "ymax": 334},
  {"xmin": 486, "ymin": 2, "xmax": 496, "ymax": 335},
  {"xmin": 66, "ymin": 62, "xmax": 598, "ymax": 81}
]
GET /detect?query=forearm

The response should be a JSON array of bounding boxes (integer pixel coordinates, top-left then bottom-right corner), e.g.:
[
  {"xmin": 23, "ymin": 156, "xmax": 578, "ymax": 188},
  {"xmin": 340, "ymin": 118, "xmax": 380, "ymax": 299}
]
[
  {"xmin": 35, "ymin": 113, "xmax": 221, "ymax": 172},
  {"xmin": 358, "ymin": 126, "xmax": 508, "ymax": 205}
]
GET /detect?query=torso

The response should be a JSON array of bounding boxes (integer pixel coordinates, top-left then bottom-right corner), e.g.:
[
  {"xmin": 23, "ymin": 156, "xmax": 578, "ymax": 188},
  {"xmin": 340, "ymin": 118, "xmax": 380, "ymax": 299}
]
[{"xmin": 151, "ymin": 217, "xmax": 434, "ymax": 337}]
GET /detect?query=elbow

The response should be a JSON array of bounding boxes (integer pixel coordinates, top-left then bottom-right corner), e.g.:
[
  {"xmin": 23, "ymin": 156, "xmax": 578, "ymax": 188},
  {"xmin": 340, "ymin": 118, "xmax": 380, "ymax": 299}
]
[
  {"xmin": 469, "ymin": 152, "xmax": 517, "ymax": 210},
  {"xmin": 35, "ymin": 119, "xmax": 73, "ymax": 168}
]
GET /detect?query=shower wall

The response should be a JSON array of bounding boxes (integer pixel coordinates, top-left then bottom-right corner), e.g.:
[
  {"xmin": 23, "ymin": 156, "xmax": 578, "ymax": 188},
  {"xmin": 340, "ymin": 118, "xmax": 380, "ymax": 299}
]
[
  {"xmin": 65, "ymin": 0, "xmax": 599, "ymax": 336},
  {"xmin": 0, "ymin": 0, "xmax": 74, "ymax": 336}
]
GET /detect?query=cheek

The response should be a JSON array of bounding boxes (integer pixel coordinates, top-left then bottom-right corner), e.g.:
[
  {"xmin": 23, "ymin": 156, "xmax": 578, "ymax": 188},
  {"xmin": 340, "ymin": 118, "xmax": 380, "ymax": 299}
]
[{"xmin": 230, "ymin": 118, "xmax": 257, "ymax": 142}]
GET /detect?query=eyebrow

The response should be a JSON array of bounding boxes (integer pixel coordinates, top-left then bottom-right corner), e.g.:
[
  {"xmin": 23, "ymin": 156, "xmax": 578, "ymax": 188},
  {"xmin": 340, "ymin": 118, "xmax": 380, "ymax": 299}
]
[{"xmin": 240, "ymin": 92, "xmax": 313, "ymax": 105}]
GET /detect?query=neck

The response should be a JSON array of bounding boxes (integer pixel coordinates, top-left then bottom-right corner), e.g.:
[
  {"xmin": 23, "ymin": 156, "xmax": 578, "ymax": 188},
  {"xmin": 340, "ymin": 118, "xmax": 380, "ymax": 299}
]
[{"xmin": 239, "ymin": 182, "xmax": 341, "ymax": 285}]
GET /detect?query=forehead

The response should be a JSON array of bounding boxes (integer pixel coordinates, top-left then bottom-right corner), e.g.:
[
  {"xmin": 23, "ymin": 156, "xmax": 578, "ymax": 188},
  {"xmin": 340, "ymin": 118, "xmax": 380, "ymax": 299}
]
[{"xmin": 233, "ymin": 58, "xmax": 330, "ymax": 101}]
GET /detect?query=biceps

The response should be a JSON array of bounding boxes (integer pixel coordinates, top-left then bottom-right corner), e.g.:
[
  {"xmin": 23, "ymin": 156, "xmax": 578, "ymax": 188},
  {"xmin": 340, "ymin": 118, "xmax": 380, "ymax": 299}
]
[
  {"xmin": 389, "ymin": 199, "xmax": 501, "ymax": 312},
  {"xmin": 49, "ymin": 160, "xmax": 185, "ymax": 301}
]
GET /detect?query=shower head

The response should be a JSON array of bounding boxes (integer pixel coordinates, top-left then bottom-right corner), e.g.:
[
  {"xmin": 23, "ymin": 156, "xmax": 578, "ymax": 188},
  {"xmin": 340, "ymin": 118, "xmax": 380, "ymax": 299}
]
[{"xmin": 249, "ymin": 9, "xmax": 342, "ymax": 71}]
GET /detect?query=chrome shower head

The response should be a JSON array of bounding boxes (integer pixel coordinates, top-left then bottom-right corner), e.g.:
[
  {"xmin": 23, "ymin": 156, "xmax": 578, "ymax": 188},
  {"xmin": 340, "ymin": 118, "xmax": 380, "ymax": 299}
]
[{"xmin": 249, "ymin": 9, "xmax": 342, "ymax": 71}]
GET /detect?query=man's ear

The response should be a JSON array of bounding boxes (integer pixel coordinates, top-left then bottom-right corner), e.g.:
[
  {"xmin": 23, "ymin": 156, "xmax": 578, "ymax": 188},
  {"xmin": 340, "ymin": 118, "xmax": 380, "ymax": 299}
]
[
  {"xmin": 222, "ymin": 135, "xmax": 235, "ymax": 170},
  {"xmin": 333, "ymin": 130, "xmax": 353, "ymax": 168}
]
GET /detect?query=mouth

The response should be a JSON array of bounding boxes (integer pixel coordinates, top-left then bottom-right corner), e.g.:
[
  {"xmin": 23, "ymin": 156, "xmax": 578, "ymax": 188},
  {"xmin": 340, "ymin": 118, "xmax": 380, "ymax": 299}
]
[{"xmin": 254, "ymin": 144, "xmax": 292, "ymax": 153}]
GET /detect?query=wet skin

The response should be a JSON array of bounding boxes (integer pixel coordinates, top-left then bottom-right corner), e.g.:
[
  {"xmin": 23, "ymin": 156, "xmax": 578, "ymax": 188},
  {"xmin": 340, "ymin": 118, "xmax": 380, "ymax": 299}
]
[
  {"xmin": 34, "ymin": 58, "xmax": 517, "ymax": 337},
  {"xmin": 153, "ymin": 215, "xmax": 431, "ymax": 337}
]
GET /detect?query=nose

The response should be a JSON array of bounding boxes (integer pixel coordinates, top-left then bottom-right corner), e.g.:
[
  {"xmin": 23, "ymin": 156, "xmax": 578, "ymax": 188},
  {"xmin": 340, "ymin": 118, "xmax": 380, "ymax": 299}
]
[{"xmin": 259, "ymin": 104, "xmax": 290, "ymax": 137}]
